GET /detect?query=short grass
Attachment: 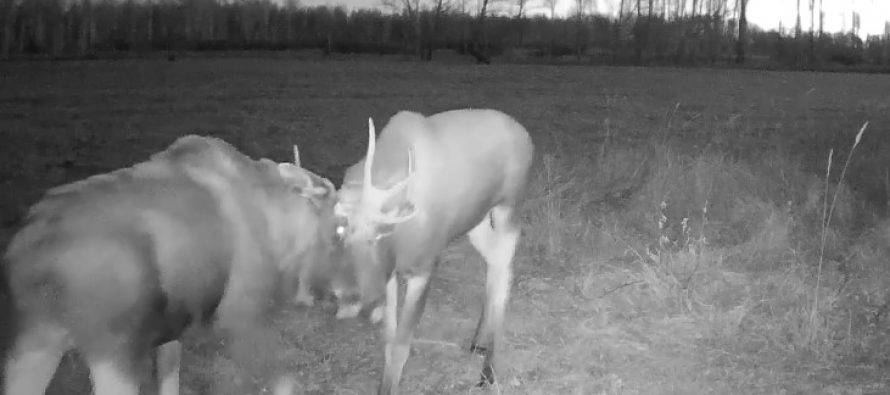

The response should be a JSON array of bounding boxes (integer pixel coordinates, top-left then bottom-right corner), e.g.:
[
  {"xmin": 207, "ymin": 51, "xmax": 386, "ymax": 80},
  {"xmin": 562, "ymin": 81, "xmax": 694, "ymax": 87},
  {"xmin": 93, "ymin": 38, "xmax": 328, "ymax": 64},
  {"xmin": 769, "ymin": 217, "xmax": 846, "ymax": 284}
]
[{"xmin": 1, "ymin": 53, "xmax": 890, "ymax": 394}]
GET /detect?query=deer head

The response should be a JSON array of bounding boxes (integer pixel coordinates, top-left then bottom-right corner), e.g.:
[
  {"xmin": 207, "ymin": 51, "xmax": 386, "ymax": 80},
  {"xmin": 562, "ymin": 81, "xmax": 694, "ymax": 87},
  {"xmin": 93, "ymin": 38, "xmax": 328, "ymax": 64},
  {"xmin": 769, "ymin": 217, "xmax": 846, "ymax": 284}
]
[
  {"xmin": 328, "ymin": 118, "xmax": 419, "ymax": 313},
  {"xmin": 334, "ymin": 118, "xmax": 417, "ymax": 244}
]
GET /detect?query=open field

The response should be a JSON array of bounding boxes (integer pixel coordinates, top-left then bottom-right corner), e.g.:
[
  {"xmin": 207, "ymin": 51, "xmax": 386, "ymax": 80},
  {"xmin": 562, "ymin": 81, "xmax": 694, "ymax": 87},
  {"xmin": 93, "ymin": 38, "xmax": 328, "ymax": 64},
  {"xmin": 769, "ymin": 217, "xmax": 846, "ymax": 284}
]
[{"xmin": 1, "ymin": 55, "xmax": 890, "ymax": 394}]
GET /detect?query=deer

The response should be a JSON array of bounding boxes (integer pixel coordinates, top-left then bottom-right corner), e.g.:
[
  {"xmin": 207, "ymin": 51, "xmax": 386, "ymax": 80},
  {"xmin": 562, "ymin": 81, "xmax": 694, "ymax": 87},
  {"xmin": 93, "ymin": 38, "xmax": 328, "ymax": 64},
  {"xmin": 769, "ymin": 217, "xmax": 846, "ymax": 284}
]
[
  {"xmin": 2, "ymin": 135, "xmax": 338, "ymax": 395},
  {"xmin": 331, "ymin": 109, "xmax": 534, "ymax": 394}
]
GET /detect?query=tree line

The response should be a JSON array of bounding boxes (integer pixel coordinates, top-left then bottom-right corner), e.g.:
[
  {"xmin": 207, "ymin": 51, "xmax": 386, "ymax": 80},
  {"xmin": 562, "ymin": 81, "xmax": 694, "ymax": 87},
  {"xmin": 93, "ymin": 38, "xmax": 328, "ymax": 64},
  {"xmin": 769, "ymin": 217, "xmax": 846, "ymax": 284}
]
[{"xmin": 2, "ymin": 0, "xmax": 889, "ymax": 70}]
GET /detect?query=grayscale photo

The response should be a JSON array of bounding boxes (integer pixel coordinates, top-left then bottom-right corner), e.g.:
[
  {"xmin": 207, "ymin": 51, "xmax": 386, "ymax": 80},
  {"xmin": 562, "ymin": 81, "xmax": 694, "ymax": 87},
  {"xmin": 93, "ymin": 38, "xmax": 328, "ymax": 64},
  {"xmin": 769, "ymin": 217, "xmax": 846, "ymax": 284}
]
[{"xmin": 0, "ymin": 0, "xmax": 888, "ymax": 394}]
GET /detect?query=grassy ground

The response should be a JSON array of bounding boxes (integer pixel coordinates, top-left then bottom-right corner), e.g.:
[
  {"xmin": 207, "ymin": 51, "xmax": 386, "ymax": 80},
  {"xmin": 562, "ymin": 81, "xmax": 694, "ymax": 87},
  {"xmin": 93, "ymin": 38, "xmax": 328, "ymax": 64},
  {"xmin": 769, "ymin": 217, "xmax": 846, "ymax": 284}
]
[{"xmin": 1, "ymin": 54, "xmax": 890, "ymax": 394}]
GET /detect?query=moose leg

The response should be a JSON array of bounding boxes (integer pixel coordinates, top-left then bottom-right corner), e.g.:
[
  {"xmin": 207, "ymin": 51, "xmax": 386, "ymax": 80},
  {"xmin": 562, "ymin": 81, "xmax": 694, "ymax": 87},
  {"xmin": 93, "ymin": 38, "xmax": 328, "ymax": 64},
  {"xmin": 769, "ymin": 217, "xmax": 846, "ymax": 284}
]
[
  {"xmin": 156, "ymin": 340, "xmax": 182, "ymax": 395},
  {"xmin": 467, "ymin": 205, "xmax": 520, "ymax": 386},
  {"xmin": 293, "ymin": 251, "xmax": 317, "ymax": 307},
  {"xmin": 293, "ymin": 269, "xmax": 315, "ymax": 306},
  {"xmin": 378, "ymin": 269, "xmax": 433, "ymax": 395},
  {"xmin": 3, "ymin": 320, "xmax": 69, "ymax": 395}
]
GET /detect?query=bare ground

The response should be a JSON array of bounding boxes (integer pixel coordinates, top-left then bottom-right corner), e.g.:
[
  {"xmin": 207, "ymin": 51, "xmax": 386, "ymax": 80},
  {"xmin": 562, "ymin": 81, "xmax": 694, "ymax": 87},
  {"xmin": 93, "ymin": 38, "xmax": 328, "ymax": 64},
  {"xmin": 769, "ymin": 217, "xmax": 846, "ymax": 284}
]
[{"xmin": 1, "ymin": 55, "xmax": 889, "ymax": 394}]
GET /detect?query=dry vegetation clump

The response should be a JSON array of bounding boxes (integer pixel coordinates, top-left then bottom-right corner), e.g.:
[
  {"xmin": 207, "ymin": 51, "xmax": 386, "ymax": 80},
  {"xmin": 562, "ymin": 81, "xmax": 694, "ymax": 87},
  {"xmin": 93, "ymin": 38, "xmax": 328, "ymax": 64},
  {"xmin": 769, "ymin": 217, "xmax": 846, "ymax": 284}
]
[
  {"xmin": 517, "ymin": 119, "xmax": 882, "ymax": 388},
  {"xmin": 835, "ymin": 219, "xmax": 890, "ymax": 359},
  {"xmin": 521, "ymin": 145, "xmax": 649, "ymax": 274}
]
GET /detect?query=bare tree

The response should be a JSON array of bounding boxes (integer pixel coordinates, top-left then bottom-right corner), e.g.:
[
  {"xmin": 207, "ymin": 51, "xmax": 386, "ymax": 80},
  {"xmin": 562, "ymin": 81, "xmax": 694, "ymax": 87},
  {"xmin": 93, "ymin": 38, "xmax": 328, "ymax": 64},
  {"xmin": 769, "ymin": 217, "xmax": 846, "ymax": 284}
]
[
  {"xmin": 635, "ymin": 0, "xmax": 642, "ymax": 64},
  {"xmin": 541, "ymin": 0, "xmax": 556, "ymax": 58},
  {"xmin": 735, "ymin": 0, "xmax": 747, "ymax": 63},
  {"xmin": 457, "ymin": 0, "xmax": 470, "ymax": 52},
  {"xmin": 612, "ymin": 0, "xmax": 627, "ymax": 64},
  {"xmin": 573, "ymin": 0, "xmax": 585, "ymax": 61},
  {"xmin": 382, "ymin": 0, "xmax": 423, "ymax": 58},
  {"xmin": 467, "ymin": 0, "xmax": 492, "ymax": 63},
  {"xmin": 852, "ymin": 11, "xmax": 860, "ymax": 38},
  {"xmin": 646, "ymin": 0, "xmax": 653, "ymax": 63},
  {"xmin": 424, "ymin": 0, "xmax": 448, "ymax": 60},
  {"xmin": 542, "ymin": 0, "xmax": 555, "ymax": 18},
  {"xmin": 513, "ymin": 0, "xmax": 532, "ymax": 47},
  {"xmin": 284, "ymin": 0, "xmax": 299, "ymax": 42},
  {"xmin": 1, "ymin": 0, "xmax": 20, "ymax": 58},
  {"xmin": 808, "ymin": 0, "xmax": 815, "ymax": 64},
  {"xmin": 883, "ymin": 21, "xmax": 890, "ymax": 65},
  {"xmin": 794, "ymin": 0, "xmax": 801, "ymax": 38},
  {"xmin": 78, "ymin": 0, "xmax": 95, "ymax": 56}
]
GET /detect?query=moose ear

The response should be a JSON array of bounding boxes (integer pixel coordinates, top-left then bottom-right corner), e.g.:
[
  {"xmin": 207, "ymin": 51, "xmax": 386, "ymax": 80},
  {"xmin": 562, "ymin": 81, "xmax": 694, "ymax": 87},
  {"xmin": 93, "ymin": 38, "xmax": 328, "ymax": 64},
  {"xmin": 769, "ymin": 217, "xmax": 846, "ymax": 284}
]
[
  {"xmin": 277, "ymin": 163, "xmax": 302, "ymax": 181},
  {"xmin": 279, "ymin": 163, "xmax": 332, "ymax": 203}
]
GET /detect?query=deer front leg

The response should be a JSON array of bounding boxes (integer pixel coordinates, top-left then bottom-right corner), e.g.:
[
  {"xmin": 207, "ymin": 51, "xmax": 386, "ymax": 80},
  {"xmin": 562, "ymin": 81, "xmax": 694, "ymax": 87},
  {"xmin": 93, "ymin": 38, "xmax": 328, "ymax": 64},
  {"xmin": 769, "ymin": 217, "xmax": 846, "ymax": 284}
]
[
  {"xmin": 467, "ymin": 206, "xmax": 520, "ymax": 387},
  {"xmin": 88, "ymin": 356, "xmax": 140, "ymax": 395},
  {"xmin": 378, "ymin": 271, "xmax": 432, "ymax": 395}
]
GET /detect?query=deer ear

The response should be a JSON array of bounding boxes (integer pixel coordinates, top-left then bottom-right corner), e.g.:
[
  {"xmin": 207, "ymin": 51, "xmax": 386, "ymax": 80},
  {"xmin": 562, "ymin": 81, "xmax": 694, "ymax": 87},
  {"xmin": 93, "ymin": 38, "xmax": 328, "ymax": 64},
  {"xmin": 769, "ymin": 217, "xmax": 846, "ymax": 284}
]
[{"xmin": 379, "ymin": 200, "xmax": 416, "ymax": 224}]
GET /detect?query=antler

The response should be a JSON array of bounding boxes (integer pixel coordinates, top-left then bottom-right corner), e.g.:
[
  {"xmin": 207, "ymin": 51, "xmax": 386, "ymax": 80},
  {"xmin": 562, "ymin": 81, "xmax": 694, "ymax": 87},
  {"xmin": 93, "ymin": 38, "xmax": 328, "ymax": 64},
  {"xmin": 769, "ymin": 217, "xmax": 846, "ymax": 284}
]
[
  {"xmin": 361, "ymin": 117, "xmax": 417, "ymax": 224},
  {"xmin": 362, "ymin": 117, "xmax": 377, "ymax": 205},
  {"xmin": 293, "ymin": 145, "xmax": 301, "ymax": 167}
]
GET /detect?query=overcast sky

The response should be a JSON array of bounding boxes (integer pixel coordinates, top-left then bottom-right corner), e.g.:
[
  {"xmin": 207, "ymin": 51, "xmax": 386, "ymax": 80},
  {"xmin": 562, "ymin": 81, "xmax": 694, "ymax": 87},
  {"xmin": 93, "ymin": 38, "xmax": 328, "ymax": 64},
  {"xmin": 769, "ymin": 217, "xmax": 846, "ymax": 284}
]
[{"xmin": 297, "ymin": 0, "xmax": 888, "ymax": 39}]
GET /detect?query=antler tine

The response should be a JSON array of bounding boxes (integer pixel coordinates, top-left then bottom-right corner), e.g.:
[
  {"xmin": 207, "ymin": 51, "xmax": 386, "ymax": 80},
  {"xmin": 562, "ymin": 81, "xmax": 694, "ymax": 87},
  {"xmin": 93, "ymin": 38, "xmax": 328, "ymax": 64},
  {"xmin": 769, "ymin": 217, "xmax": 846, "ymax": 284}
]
[
  {"xmin": 362, "ymin": 117, "xmax": 377, "ymax": 202},
  {"xmin": 406, "ymin": 148, "xmax": 415, "ymax": 199}
]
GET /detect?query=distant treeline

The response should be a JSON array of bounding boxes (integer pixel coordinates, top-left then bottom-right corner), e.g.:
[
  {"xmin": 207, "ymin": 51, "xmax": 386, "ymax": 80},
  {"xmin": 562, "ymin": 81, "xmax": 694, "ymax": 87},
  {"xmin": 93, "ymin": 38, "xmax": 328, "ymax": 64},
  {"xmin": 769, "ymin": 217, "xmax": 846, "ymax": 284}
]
[{"xmin": 2, "ymin": 0, "xmax": 889, "ymax": 70}]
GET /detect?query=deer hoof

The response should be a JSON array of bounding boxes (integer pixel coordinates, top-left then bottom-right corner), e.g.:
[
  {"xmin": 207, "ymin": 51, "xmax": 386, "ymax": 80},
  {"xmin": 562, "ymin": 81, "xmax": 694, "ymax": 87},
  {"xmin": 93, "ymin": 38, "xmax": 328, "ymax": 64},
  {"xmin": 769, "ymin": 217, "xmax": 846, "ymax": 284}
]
[{"xmin": 469, "ymin": 343, "xmax": 488, "ymax": 355}]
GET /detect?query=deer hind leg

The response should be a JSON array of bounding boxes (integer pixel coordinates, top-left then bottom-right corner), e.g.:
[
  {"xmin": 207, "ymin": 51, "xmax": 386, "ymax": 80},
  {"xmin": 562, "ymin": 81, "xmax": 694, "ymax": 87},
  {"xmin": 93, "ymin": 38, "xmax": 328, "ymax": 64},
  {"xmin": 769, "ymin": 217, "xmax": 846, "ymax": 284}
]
[
  {"xmin": 466, "ymin": 204, "xmax": 520, "ymax": 387},
  {"xmin": 3, "ymin": 320, "xmax": 70, "ymax": 395},
  {"xmin": 156, "ymin": 340, "xmax": 182, "ymax": 395}
]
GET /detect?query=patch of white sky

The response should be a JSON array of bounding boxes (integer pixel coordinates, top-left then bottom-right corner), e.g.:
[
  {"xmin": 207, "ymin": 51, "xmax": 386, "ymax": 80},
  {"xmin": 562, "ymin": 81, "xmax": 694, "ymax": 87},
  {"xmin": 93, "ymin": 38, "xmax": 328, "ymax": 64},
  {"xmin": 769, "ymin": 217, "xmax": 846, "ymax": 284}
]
[{"xmin": 295, "ymin": 0, "xmax": 889, "ymax": 39}]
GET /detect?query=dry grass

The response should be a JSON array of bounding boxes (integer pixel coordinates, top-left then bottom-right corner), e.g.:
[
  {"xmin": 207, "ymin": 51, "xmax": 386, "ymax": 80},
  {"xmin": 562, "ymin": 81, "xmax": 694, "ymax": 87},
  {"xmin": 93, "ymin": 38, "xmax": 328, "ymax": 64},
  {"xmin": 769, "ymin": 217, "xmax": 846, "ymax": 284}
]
[{"xmin": 1, "ymin": 55, "xmax": 890, "ymax": 394}]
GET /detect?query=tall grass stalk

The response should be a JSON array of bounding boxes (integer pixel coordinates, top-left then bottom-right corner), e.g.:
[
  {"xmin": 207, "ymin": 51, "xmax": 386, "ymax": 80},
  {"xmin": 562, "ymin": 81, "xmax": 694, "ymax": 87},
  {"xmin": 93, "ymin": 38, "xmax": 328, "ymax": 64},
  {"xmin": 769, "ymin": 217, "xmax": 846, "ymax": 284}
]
[{"xmin": 808, "ymin": 121, "xmax": 868, "ymax": 345}]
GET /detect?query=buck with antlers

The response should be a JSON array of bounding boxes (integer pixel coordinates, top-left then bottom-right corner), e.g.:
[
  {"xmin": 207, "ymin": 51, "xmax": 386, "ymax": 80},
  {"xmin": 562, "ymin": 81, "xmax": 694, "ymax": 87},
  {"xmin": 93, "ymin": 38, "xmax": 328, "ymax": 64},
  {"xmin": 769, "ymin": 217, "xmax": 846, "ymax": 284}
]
[
  {"xmin": 332, "ymin": 109, "xmax": 534, "ymax": 394},
  {"xmin": 2, "ymin": 135, "xmax": 337, "ymax": 395}
]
